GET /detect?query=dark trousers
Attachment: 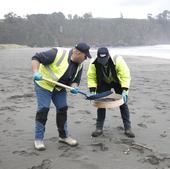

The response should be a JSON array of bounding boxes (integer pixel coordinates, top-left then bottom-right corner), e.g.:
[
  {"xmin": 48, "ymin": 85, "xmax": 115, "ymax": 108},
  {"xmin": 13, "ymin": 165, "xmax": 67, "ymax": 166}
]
[{"xmin": 96, "ymin": 82, "xmax": 131, "ymax": 130}]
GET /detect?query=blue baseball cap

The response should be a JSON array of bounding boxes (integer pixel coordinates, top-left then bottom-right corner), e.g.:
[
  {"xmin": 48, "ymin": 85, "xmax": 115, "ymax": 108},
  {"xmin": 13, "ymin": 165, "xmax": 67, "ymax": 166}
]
[
  {"xmin": 97, "ymin": 47, "xmax": 109, "ymax": 65},
  {"xmin": 75, "ymin": 42, "xmax": 91, "ymax": 58}
]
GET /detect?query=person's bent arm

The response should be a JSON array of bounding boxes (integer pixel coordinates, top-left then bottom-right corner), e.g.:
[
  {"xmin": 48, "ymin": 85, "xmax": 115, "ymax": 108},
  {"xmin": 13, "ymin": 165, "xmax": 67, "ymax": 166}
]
[
  {"xmin": 32, "ymin": 60, "xmax": 42, "ymax": 80},
  {"xmin": 32, "ymin": 60, "xmax": 40, "ymax": 73}
]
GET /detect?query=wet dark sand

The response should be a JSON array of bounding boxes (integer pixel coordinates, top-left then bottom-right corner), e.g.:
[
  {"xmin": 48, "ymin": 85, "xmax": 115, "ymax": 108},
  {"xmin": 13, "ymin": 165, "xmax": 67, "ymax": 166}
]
[{"xmin": 0, "ymin": 47, "xmax": 170, "ymax": 169}]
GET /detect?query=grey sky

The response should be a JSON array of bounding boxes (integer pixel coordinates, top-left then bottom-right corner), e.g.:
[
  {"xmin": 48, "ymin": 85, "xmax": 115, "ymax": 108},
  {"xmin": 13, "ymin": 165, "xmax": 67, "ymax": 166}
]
[{"xmin": 0, "ymin": 0, "xmax": 169, "ymax": 19}]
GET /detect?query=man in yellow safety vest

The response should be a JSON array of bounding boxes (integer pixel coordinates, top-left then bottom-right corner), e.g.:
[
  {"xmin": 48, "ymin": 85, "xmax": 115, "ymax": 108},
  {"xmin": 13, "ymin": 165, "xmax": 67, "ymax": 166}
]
[{"xmin": 32, "ymin": 43, "xmax": 91, "ymax": 150}]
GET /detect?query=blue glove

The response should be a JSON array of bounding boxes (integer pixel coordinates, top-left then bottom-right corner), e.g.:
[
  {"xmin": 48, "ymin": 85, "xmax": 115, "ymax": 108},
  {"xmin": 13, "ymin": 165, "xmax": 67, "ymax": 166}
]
[
  {"xmin": 33, "ymin": 72, "xmax": 42, "ymax": 80},
  {"xmin": 122, "ymin": 90, "xmax": 128, "ymax": 103},
  {"xmin": 70, "ymin": 87, "xmax": 79, "ymax": 94}
]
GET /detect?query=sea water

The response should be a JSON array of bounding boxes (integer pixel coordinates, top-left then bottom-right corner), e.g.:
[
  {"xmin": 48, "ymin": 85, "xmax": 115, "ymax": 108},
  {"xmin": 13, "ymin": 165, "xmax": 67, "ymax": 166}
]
[{"xmin": 109, "ymin": 44, "xmax": 170, "ymax": 60}]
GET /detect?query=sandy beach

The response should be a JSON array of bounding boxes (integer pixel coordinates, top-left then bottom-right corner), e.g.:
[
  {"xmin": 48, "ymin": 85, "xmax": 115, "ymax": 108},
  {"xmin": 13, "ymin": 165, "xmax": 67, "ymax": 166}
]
[{"xmin": 0, "ymin": 47, "xmax": 170, "ymax": 169}]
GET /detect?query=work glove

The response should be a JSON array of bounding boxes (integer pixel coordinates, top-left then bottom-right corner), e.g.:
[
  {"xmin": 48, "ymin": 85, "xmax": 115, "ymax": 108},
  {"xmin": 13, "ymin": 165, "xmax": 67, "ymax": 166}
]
[
  {"xmin": 122, "ymin": 90, "xmax": 128, "ymax": 104},
  {"xmin": 33, "ymin": 72, "xmax": 42, "ymax": 81},
  {"xmin": 70, "ymin": 87, "xmax": 79, "ymax": 94}
]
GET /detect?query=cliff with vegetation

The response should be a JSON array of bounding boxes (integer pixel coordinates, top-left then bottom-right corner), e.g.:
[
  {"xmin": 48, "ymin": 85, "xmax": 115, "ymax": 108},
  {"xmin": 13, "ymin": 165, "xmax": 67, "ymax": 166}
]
[{"xmin": 0, "ymin": 11, "xmax": 170, "ymax": 47}]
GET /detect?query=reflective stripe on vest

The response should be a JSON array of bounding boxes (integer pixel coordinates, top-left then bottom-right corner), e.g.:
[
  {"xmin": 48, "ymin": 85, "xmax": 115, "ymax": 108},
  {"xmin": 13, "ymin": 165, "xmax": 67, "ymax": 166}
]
[
  {"xmin": 45, "ymin": 49, "xmax": 67, "ymax": 81},
  {"xmin": 56, "ymin": 49, "xmax": 67, "ymax": 67}
]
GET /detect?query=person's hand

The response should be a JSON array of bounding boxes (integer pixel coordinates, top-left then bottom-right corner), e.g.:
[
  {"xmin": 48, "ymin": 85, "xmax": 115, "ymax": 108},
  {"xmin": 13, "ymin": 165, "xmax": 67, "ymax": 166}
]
[
  {"xmin": 122, "ymin": 90, "xmax": 128, "ymax": 103},
  {"xmin": 33, "ymin": 72, "xmax": 42, "ymax": 80},
  {"xmin": 70, "ymin": 87, "xmax": 79, "ymax": 94}
]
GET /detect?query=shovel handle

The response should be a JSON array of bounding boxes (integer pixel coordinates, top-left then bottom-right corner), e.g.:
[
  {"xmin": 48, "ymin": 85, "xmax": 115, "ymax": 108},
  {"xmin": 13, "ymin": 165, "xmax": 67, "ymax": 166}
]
[
  {"xmin": 42, "ymin": 77, "xmax": 112, "ymax": 100},
  {"xmin": 42, "ymin": 77, "xmax": 88, "ymax": 97},
  {"xmin": 42, "ymin": 77, "xmax": 74, "ymax": 90}
]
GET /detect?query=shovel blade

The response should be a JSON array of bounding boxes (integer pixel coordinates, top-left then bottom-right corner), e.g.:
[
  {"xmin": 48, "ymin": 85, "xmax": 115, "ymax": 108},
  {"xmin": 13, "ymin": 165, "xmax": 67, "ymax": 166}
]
[{"xmin": 86, "ymin": 91, "xmax": 113, "ymax": 100}]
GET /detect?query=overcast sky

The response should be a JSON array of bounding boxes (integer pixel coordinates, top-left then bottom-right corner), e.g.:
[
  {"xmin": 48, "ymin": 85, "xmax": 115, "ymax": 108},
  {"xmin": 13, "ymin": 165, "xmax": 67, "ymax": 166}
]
[{"xmin": 0, "ymin": 0, "xmax": 169, "ymax": 19}]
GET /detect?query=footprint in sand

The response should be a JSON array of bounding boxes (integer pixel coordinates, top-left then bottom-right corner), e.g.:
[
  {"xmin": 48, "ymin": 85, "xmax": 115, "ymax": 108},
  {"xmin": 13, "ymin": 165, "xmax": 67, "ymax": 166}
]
[
  {"xmin": 74, "ymin": 120, "xmax": 82, "ymax": 124},
  {"xmin": 0, "ymin": 106, "xmax": 16, "ymax": 112},
  {"xmin": 48, "ymin": 137, "xmax": 58, "ymax": 142},
  {"xmin": 130, "ymin": 111, "xmax": 136, "ymax": 114},
  {"xmin": 155, "ymin": 105, "xmax": 163, "ymax": 110},
  {"xmin": 12, "ymin": 150, "xmax": 39, "ymax": 157},
  {"xmin": 28, "ymin": 159, "xmax": 52, "ymax": 169},
  {"xmin": 137, "ymin": 123, "xmax": 148, "ymax": 128},
  {"xmin": 2, "ymin": 130, "xmax": 15, "ymax": 137},
  {"xmin": 143, "ymin": 155, "xmax": 160, "ymax": 165},
  {"xmin": 68, "ymin": 105, "xmax": 74, "ymax": 109},
  {"xmin": 146, "ymin": 119, "xmax": 156, "ymax": 124},
  {"xmin": 117, "ymin": 126, "xmax": 124, "ymax": 131},
  {"xmin": 8, "ymin": 93, "xmax": 34, "ymax": 99},
  {"xmin": 90, "ymin": 143, "xmax": 109, "ymax": 152},
  {"xmin": 5, "ymin": 117, "xmax": 15, "ymax": 125},
  {"xmin": 162, "ymin": 111, "xmax": 168, "ymax": 114},
  {"xmin": 160, "ymin": 131, "xmax": 167, "ymax": 138},
  {"xmin": 142, "ymin": 115, "xmax": 151, "ymax": 118},
  {"xmin": 59, "ymin": 151, "xmax": 80, "ymax": 158},
  {"xmin": 14, "ymin": 129, "xmax": 24, "ymax": 134},
  {"xmin": 58, "ymin": 146, "xmax": 82, "ymax": 159},
  {"xmin": 84, "ymin": 110, "xmax": 91, "ymax": 114}
]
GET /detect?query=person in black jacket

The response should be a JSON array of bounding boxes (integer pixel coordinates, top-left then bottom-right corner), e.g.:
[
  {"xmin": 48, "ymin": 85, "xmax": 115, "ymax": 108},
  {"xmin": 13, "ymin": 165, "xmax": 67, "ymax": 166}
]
[{"xmin": 87, "ymin": 47, "xmax": 135, "ymax": 138}]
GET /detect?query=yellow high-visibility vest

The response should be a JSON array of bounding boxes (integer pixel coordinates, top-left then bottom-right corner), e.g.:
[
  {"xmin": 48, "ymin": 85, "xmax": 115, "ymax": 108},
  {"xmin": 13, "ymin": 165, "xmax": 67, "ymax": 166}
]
[{"xmin": 36, "ymin": 48, "xmax": 82, "ymax": 91}]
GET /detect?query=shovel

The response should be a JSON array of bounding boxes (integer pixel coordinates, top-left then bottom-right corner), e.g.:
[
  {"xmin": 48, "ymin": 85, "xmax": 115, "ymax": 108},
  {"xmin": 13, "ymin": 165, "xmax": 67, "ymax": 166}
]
[{"xmin": 42, "ymin": 77, "xmax": 113, "ymax": 100}]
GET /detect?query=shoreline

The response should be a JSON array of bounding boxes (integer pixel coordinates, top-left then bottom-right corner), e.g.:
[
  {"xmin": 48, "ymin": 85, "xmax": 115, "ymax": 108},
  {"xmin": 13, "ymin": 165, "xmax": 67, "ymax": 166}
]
[
  {"xmin": 1, "ymin": 45, "xmax": 170, "ymax": 60},
  {"xmin": 0, "ymin": 44, "xmax": 29, "ymax": 49}
]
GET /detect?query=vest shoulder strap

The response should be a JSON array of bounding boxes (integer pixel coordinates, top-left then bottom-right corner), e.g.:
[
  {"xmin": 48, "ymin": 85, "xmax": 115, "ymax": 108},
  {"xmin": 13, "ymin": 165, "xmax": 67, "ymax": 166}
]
[
  {"xmin": 45, "ymin": 48, "xmax": 68, "ymax": 81},
  {"xmin": 56, "ymin": 49, "xmax": 67, "ymax": 66}
]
